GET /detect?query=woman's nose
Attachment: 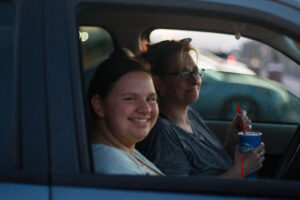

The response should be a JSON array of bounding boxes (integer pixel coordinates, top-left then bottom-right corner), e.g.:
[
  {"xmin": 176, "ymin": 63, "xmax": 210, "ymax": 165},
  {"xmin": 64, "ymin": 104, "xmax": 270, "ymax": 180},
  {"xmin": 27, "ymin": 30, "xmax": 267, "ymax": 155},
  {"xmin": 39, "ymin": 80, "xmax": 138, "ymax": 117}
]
[{"xmin": 190, "ymin": 73, "xmax": 201, "ymax": 85}]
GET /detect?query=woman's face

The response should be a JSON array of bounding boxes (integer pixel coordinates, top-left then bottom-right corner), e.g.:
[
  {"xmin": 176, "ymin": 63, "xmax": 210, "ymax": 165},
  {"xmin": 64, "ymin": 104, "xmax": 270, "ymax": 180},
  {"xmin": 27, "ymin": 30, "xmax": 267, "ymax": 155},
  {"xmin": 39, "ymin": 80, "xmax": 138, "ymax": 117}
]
[
  {"xmin": 159, "ymin": 52, "xmax": 201, "ymax": 106},
  {"xmin": 102, "ymin": 71, "xmax": 158, "ymax": 145}
]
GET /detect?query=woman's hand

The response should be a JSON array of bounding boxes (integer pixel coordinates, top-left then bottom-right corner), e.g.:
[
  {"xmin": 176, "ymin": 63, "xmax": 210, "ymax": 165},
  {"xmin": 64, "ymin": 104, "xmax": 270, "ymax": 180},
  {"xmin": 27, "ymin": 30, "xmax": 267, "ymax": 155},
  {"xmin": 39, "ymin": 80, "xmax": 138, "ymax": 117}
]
[
  {"xmin": 233, "ymin": 143, "xmax": 265, "ymax": 177},
  {"xmin": 219, "ymin": 143, "xmax": 265, "ymax": 179},
  {"xmin": 224, "ymin": 110, "xmax": 252, "ymax": 157}
]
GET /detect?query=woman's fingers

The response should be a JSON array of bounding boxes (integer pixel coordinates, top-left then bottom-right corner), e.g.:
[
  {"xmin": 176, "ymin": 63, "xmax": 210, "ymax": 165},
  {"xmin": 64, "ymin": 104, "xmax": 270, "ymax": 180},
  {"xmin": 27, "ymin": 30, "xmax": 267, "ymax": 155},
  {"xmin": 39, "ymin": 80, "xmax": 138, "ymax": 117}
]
[
  {"xmin": 244, "ymin": 120, "xmax": 252, "ymax": 130},
  {"xmin": 254, "ymin": 142, "xmax": 265, "ymax": 153},
  {"xmin": 240, "ymin": 110, "xmax": 252, "ymax": 130},
  {"xmin": 233, "ymin": 110, "xmax": 252, "ymax": 131},
  {"xmin": 242, "ymin": 143, "xmax": 266, "ymax": 175},
  {"xmin": 231, "ymin": 113, "xmax": 241, "ymax": 128}
]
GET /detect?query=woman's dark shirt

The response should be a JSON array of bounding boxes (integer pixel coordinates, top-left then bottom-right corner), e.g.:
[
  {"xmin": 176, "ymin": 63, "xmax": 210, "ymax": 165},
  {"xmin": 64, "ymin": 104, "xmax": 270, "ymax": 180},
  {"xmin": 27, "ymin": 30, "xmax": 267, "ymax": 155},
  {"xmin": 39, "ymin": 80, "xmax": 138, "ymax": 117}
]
[{"xmin": 136, "ymin": 107, "xmax": 233, "ymax": 176}]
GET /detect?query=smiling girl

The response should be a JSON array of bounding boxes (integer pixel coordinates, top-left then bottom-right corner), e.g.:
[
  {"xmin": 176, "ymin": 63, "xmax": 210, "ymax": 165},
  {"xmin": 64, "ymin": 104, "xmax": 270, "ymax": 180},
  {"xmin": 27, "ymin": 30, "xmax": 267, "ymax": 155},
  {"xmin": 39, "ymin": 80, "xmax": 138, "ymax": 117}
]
[{"xmin": 88, "ymin": 49, "xmax": 163, "ymax": 175}]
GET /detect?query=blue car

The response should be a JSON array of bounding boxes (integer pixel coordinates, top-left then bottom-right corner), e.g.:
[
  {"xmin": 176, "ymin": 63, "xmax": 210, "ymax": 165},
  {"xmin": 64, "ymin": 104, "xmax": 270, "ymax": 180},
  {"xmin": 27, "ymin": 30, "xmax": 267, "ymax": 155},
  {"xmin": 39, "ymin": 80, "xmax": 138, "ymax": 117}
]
[{"xmin": 1, "ymin": 0, "xmax": 300, "ymax": 199}]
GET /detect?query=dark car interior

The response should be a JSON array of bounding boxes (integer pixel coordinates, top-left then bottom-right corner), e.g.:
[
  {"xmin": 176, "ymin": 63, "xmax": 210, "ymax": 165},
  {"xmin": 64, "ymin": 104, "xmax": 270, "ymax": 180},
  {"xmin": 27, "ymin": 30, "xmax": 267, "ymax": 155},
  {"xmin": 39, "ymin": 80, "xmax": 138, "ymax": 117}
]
[{"xmin": 275, "ymin": 125, "xmax": 300, "ymax": 180}]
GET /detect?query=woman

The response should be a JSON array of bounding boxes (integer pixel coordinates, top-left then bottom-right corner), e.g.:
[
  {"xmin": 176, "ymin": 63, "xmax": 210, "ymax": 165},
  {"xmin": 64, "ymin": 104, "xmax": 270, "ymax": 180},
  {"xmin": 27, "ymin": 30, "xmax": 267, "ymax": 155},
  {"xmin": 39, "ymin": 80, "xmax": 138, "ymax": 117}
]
[
  {"xmin": 88, "ymin": 49, "xmax": 163, "ymax": 175},
  {"xmin": 136, "ymin": 39, "xmax": 265, "ymax": 178}
]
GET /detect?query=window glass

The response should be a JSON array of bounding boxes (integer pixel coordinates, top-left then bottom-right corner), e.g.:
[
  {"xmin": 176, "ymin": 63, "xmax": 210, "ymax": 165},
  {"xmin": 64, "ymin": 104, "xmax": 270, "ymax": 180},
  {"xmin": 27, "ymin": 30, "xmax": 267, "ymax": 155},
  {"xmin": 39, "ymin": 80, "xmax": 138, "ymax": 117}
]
[
  {"xmin": 0, "ymin": 3, "xmax": 15, "ymax": 169},
  {"xmin": 79, "ymin": 26, "xmax": 114, "ymax": 91},
  {"xmin": 150, "ymin": 29, "xmax": 300, "ymax": 124}
]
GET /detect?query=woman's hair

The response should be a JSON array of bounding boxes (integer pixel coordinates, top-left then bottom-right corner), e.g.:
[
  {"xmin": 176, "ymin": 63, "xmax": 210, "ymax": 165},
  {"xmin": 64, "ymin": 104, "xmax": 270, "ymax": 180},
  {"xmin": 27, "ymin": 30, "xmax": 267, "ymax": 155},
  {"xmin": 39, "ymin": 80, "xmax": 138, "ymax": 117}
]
[
  {"xmin": 87, "ymin": 48, "xmax": 151, "ymax": 120},
  {"xmin": 140, "ymin": 38, "xmax": 197, "ymax": 75}
]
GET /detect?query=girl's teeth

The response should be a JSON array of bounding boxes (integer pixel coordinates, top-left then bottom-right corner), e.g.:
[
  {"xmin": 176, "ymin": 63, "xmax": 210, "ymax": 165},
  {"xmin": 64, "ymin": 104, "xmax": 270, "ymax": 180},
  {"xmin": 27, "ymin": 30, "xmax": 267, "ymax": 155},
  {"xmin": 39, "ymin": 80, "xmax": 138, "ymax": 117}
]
[{"xmin": 136, "ymin": 119, "xmax": 147, "ymax": 122}]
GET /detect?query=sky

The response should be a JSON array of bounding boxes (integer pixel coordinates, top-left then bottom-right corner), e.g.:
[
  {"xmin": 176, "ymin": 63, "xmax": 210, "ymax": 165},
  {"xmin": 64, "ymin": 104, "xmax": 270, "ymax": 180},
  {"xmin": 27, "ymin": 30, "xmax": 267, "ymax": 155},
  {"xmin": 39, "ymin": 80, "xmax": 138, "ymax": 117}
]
[{"xmin": 150, "ymin": 29, "xmax": 250, "ymax": 53}]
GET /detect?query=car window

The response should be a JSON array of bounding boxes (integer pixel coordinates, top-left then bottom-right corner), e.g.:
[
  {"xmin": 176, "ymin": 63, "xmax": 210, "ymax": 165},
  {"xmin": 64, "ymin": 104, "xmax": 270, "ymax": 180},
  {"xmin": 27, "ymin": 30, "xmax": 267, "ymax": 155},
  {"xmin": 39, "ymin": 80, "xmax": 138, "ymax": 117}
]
[
  {"xmin": 0, "ymin": 2, "xmax": 16, "ymax": 170},
  {"xmin": 150, "ymin": 29, "xmax": 300, "ymax": 124},
  {"xmin": 79, "ymin": 26, "xmax": 114, "ymax": 92}
]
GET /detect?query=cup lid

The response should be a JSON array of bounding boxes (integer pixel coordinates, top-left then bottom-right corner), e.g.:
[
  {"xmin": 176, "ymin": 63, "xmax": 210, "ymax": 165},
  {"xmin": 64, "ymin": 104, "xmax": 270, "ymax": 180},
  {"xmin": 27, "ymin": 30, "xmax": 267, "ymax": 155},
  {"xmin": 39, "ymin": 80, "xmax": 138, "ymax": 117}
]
[{"xmin": 238, "ymin": 131, "xmax": 262, "ymax": 136}]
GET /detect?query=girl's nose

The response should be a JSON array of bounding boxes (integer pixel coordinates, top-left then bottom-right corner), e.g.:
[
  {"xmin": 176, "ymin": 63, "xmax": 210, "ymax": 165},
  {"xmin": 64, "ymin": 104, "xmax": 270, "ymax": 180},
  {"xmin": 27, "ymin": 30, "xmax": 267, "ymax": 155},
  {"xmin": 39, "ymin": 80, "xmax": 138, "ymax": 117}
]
[{"xmin": 137, "ymin": 100, "xmax": 151, "ymax": 113}]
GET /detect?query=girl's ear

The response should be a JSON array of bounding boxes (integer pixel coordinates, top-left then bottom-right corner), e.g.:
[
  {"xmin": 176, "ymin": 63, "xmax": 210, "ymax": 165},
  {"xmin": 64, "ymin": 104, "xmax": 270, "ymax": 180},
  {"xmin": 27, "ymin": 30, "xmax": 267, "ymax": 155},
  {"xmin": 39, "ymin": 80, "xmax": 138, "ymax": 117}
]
[
  {"xmin": 152, "ymin": 75, "xmax": 165, "ymax": 95},
  {"xmin": 91, "ymin": 95, "xmax": 105, "ymax": 118}
]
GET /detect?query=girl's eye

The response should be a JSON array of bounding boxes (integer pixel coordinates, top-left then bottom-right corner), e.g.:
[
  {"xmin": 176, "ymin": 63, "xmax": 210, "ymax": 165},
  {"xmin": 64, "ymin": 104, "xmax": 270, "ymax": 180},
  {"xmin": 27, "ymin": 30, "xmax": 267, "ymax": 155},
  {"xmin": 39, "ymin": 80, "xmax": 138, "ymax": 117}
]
[
  {"xmin": 124, "ymin": 97, "xmax": 135, "ymax": 102},
  {"xmin": 147, "ymin": 96, "xmax": 157, "ymax": 102}
]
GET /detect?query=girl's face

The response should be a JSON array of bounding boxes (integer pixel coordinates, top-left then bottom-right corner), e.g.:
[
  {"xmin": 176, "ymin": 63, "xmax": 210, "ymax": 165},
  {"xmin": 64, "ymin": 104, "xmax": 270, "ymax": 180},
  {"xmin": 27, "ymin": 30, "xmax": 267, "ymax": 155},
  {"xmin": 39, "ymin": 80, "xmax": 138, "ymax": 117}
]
[
  {"xmin": 158, "ymin": 53, "xmax": 201, "ymax": 106},
  {"xmin": 101, "ymin": 71, "xmax": 158, "ymax": 146}
]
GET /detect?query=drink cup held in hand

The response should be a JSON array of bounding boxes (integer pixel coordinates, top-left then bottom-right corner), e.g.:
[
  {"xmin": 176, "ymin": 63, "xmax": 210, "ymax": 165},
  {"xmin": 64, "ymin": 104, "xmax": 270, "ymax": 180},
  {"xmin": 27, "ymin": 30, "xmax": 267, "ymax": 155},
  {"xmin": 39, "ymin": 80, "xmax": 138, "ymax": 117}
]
[{"xmin": 238, "ymin": 131, "xmax": 262, "ymax": 179}]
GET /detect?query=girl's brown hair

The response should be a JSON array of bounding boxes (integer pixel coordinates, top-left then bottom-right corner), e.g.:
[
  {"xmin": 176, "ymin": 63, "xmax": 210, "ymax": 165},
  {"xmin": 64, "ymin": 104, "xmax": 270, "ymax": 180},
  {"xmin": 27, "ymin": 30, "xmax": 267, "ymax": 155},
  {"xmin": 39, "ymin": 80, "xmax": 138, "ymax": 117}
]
[{"xmin": 87, "ymin": 48, "xmax": 151, "ymax": 120}]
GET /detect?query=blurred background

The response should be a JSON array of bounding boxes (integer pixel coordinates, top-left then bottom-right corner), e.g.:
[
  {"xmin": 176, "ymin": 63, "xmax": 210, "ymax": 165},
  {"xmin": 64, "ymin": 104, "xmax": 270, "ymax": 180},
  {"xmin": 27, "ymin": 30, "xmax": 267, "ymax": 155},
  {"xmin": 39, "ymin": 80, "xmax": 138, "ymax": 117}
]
[{"xmin": 150, "ymin": 29, "xmax": 300, "ymax": 98}]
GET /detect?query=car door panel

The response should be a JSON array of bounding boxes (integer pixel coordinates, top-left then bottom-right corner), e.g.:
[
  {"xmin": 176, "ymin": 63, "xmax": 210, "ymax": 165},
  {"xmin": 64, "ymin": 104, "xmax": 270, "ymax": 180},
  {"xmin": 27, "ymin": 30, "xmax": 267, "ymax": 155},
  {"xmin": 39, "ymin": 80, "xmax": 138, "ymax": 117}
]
[
  {"xmin": 0, "ymin": 183, "xmax": 49, "ymax": 200},
  {"xmin": 0, "ymin": 0, "xmax": 49, "ymax": 198},
  {"xmin": 52, "ymin": 186, "xmax": 242, "ymax": 200}
]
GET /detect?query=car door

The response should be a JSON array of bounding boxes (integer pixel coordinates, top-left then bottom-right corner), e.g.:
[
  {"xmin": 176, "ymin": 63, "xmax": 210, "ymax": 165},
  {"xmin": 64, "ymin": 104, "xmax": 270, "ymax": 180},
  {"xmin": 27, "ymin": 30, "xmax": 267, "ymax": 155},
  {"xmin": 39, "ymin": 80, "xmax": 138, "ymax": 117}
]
[{"xmin": 0, "ymin": 0, "xmax": 49, "ymax": 199}]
